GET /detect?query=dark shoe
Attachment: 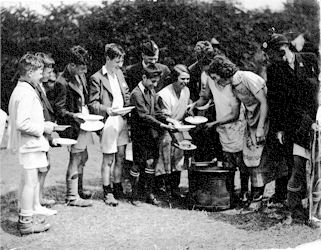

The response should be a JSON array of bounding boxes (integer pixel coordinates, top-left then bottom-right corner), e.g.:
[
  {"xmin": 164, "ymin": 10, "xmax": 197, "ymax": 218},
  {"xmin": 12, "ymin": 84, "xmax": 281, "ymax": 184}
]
[
  {"xmin": 18, "ymin": 216, "xmax": 50, "ymax": 236},
  {"xmin": 66, "ymin": 198, "xmax": 93, "ymax": 207},
  {"xmin": 146, "ymin": 193, "xmax": 162, "ymax": 206},
  {"xmin": 104, "ymin": 193, "xmax": 119, "ymax": 207},
  {"xmin": 79, "ymin": 190, "xmax": 92, "ymax": 199}
]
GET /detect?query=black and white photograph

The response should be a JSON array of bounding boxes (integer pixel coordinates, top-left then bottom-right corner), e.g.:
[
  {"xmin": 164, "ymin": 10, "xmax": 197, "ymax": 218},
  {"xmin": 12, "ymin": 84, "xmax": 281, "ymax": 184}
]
[{"xmin": 1, "ymin": 0, "xmax": 321, "ymax": 249}]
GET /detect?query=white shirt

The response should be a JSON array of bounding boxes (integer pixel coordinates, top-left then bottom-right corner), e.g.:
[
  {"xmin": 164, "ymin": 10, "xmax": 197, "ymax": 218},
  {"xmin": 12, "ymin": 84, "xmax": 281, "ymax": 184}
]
[{"xmin": 102, "ymin": 66, "xmax": 124, "ymax": 109}]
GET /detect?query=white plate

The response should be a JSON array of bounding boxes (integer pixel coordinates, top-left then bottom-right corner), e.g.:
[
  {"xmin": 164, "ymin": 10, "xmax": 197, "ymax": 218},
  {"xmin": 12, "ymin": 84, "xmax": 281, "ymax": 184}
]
[
  {"xmin": 80, "ymin": 121, "xmax": 104, "ymax": 131},
  {"xmin": 78, "ymin": 114, "xmax": 104, "ymax": 121},
  {"xmin": 185, "ymin": 116, "xmax": 208, "ymax": 125},
  {"xmin": 54, "ymin": 125, "xmax": 71, "ymax": 131},
  {"xmin": 175, "ymin": 124, "xmax": 196, "ymax": 132},
  {"xmin": 52, "ymin": 138, "xmax": 77, "ymax": 145},
  {"xmin": 112, "ymin": 106, "xmax": 135, "ymax": 115}
]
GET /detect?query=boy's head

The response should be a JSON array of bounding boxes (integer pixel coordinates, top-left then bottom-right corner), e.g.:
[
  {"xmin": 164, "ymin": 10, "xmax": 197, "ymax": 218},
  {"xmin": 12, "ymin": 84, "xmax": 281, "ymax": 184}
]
[
  {"xmin": 35, "ymin": 52, "xmax": 55, "ymax": 83},
  {"xmin": 142, "ymin": 65, "xmax": 162, "ymax": 90},
  {"xmin": 105, "ymin": 43, "xmax": 125, "ymax": 70},
  {"xmin": 141, "ymin": 40, "xmax": 159, "ymax": 67},
  {"xmin": 68, "ymin": 45, "xmax": 90, "ymax": 76},
  {"xmin": 207, "ymin": 55, "xmax": 238, "ymax": 87},
  {"xmin": 18, "ymin": 53, "xmax": 44, "ymax": 84}
]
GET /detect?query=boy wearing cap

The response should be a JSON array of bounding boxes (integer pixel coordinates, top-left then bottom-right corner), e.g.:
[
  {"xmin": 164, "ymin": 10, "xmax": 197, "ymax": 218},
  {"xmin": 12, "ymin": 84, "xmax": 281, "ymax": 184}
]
[
  {"xmin": 264, "ymin": 32, "xmax": 319, "ymax": 223},
  {"xmin": 129, "ymin": 65, "xmax": 175, "ymax": 206},
  {"xmin": 125, "ymin": 40, "xmax": 170, "ymax": 93},
  {"xmin": 54, "ymin": 45, "xmax": 93, "ymax": 207},
  {"xmin": 89, "ymin": 43, "xmax": 130, "ymax": 206}
]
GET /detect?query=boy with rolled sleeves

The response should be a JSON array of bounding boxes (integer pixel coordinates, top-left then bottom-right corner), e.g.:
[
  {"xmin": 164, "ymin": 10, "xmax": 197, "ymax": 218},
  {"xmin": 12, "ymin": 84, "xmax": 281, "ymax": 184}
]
[{"xmin": 8, "ymin": 53, "xmax": 56, "ymax": 235}]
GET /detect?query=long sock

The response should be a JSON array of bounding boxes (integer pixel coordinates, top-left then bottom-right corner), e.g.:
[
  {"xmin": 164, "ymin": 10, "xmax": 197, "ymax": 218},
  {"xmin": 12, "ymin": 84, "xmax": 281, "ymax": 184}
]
[{"xmin": 103, "ymin": 185, "xmax": 112, "ymax": 197}]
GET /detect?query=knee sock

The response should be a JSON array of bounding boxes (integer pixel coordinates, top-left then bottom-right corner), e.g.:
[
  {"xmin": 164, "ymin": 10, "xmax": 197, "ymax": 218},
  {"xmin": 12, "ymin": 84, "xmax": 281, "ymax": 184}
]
[{"xmin": 103, "ymin": 185, "xmax": 112, "ymax": 197}]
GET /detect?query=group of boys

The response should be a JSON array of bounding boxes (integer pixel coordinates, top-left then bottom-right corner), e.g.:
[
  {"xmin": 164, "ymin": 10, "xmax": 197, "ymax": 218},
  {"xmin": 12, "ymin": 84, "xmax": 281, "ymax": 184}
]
[{"xmin": 7, "ymin": 32, "xmax": 320, "ymax": 236}]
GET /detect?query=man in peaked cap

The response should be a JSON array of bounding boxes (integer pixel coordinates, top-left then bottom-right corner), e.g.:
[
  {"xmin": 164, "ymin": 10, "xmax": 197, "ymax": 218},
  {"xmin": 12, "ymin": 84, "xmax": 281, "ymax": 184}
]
[
  {"xmin": 125, "ymin": 40, "xmax": 171, "ymax": 93},
  {"xmin": 264, "ymin": 31, "xmax": 319, "ymax": 225}
]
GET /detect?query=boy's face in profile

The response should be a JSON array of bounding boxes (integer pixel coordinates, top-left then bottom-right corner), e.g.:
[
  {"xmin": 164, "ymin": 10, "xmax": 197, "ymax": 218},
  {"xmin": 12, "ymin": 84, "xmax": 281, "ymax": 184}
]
[
  {"xmin": 29, "ymin": 67, "xmax": 43, "ymax": 84},
  {"xmin": 71, "ymin": 64, "xmax": 87, "ymax": 76},
  {"xmin": 41, "ymin": 67, "xmax": 53, "ymax": 83}
]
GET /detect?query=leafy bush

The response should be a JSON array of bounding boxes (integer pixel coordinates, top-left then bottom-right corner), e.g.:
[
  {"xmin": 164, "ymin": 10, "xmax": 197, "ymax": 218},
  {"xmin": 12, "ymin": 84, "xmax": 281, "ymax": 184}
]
[{"xmin": 1, "ymin": 0, "xmax": 319, "ymax": 112}]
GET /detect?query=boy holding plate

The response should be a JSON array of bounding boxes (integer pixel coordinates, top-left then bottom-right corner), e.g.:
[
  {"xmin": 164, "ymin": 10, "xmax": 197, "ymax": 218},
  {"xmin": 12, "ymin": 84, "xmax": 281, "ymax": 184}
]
[
  {"xmin": 54, "ymin": 46, "xmax": 93, "ymax": 207},
  {"xmin": 89, "ymin": 43, "xmax": 130, "ymax": 206}
]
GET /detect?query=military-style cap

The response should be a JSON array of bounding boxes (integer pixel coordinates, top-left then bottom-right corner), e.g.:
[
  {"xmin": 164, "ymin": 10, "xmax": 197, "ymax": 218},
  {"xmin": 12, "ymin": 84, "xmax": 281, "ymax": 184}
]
[
  {"xmin": 141, "ymin": 40, "xmax": 159, "ymax": 56},
  {"xmin": 262, "ymin": 33, "xmax": 289, "ymax": 51}
]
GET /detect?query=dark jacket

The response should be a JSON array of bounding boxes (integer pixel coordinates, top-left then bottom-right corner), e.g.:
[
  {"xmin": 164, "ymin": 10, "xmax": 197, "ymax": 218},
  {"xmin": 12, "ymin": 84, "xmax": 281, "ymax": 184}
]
[
  {"xmin": 125, "ymin": 62, "xmax": 170, "ymax": 92},
  {"xmin": 130, "ymin": 84, "xmax": 167, "ymax": 142},
  {"xmin": 267, "ymin": 52, "xmax": 319, "ymax": 149},
  {"xmin": 88, "ymin": 67, "xmax": 130, "ymax": 122},
  {"xmin": 54, "ymin": 67, "xmax": 89, "ymax": 139}
]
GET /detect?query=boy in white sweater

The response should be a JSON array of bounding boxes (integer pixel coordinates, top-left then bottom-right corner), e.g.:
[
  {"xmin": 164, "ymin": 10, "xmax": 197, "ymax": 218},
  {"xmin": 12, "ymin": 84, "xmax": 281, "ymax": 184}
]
[{"xmin": 8, "ymin": 53, "xmax": 56, "ymax": 235}]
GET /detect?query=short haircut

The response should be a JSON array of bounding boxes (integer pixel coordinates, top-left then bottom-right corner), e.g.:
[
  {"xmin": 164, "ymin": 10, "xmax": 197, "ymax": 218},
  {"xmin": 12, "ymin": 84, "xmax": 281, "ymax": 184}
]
[
  {"xmin": 35, "ymin": 52, "xmax": 55, "ymax": 68},
  {"xmin": 169, "ymin": 64, "xmax": 190, "ymax": 83},
  {"xmin": 18, "ymin": 53, "xmax": 44, "ymax": 76},
  {"xmin": 143, "ymin": 65, "xmax": 162, "ymax": 79},
  {"xmin": 141, "ymin": 40, "xmax": 159, "ymax": 56},
  {"xmin": 105, "ymin": 43, "xmax": 125, "ymax": 60},
  {"xmin": 69, "ymin": 45, "xmax": 90, "ymax": 65},
  {"xmin": 208, "ymin": 55, "xmax": 238, "ymax": 79}
]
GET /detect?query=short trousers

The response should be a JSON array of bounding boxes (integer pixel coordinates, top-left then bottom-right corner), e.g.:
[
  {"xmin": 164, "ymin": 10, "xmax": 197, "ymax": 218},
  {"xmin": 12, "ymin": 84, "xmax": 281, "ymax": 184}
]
[
  {"xmin": 101, "ymin": 116, "xmax": 129, "ymax": 154},
  {"xmin": 68, "ymin": 130, "xmax": 93, "ymax": 153},
  {"xmin": 19, "ymin": 151, "xmax": 48, "ymax": 170}
]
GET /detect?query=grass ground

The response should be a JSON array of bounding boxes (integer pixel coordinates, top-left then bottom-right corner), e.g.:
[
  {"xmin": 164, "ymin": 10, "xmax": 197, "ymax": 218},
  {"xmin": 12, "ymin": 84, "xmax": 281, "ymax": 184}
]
[{"xmin": 1, "ymin": 136, "xmax": 321, "ymax": 249}]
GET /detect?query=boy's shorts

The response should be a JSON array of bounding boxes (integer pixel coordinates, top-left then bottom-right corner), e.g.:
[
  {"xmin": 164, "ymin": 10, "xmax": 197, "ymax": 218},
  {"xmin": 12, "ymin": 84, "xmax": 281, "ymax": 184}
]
[
  {"xmin": 100, "ymin": 116, "xmax": 129, "ymax": 154},
  {"xmin": 68, "ymin": 130, "xmax": 93, "ymax": 154},
  {"xmin": 19, "ymin": 151, "xmax": 48, "ymax": 170}
]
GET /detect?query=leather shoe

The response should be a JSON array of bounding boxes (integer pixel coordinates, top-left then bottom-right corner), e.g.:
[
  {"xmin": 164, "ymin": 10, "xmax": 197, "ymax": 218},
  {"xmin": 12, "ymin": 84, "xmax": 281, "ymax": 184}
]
[
  {"xmin": 146, "ymin": 193, "xmax": 162, "ymax": 206},
  {"xmin": 79, "ymin": 190, "xmax": 92, "ymax": 199}
]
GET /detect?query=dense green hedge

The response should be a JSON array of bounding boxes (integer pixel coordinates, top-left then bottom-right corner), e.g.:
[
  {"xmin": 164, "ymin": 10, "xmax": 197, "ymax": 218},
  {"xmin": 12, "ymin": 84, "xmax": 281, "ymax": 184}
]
[{"xmin": 1, "ymin": 0, "xmax": 319, "ymax": 112}]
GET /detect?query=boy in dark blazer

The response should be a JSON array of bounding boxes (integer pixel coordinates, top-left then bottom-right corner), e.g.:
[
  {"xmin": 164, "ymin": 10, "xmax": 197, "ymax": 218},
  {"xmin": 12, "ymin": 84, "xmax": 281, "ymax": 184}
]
[
  {"xmin": 54, "ymin": 46, "xmax": 93, "ymax": 207},
  {"xmin": 130, "ymin": 65, "xmax": 176, "ymax": 206}
]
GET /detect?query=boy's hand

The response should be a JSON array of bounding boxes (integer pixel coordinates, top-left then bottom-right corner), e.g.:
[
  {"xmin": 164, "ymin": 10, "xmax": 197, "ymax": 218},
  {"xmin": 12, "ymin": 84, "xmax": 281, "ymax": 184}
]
[
  {"xmin": 44, "ymin": 121, "xmax": 57, "ymax": 134},
  {"xmin": 73, "ymin": 113, "xmax": 85, "ymax": 124}
]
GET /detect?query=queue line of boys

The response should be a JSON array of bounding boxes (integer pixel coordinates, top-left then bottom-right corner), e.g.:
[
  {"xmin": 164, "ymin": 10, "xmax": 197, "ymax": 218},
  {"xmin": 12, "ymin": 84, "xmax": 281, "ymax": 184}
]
[{"xmin": 7, "ymin": 33, "xmax": 320, "ymax": 235}]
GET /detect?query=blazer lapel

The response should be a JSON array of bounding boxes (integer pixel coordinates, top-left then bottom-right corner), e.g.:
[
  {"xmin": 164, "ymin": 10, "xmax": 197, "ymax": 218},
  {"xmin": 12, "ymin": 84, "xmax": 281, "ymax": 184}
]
[{"xmin": 68, "ymin": 79, "xmax": 83, "ymax": 98}]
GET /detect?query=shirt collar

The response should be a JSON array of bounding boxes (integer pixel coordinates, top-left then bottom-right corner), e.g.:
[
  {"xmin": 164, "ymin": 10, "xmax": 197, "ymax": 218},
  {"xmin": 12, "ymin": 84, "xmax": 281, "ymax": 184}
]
[
  {"xmin": 102, "ymin": 65, "xmax": 108, "ymax": 76},
  {"xmin": 142, "ymin": 60, "xmax": 148, "ymax": 69},
  {"xmin": 138, "ymin": 82, "xmax": 145, "ymax": 93}
]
